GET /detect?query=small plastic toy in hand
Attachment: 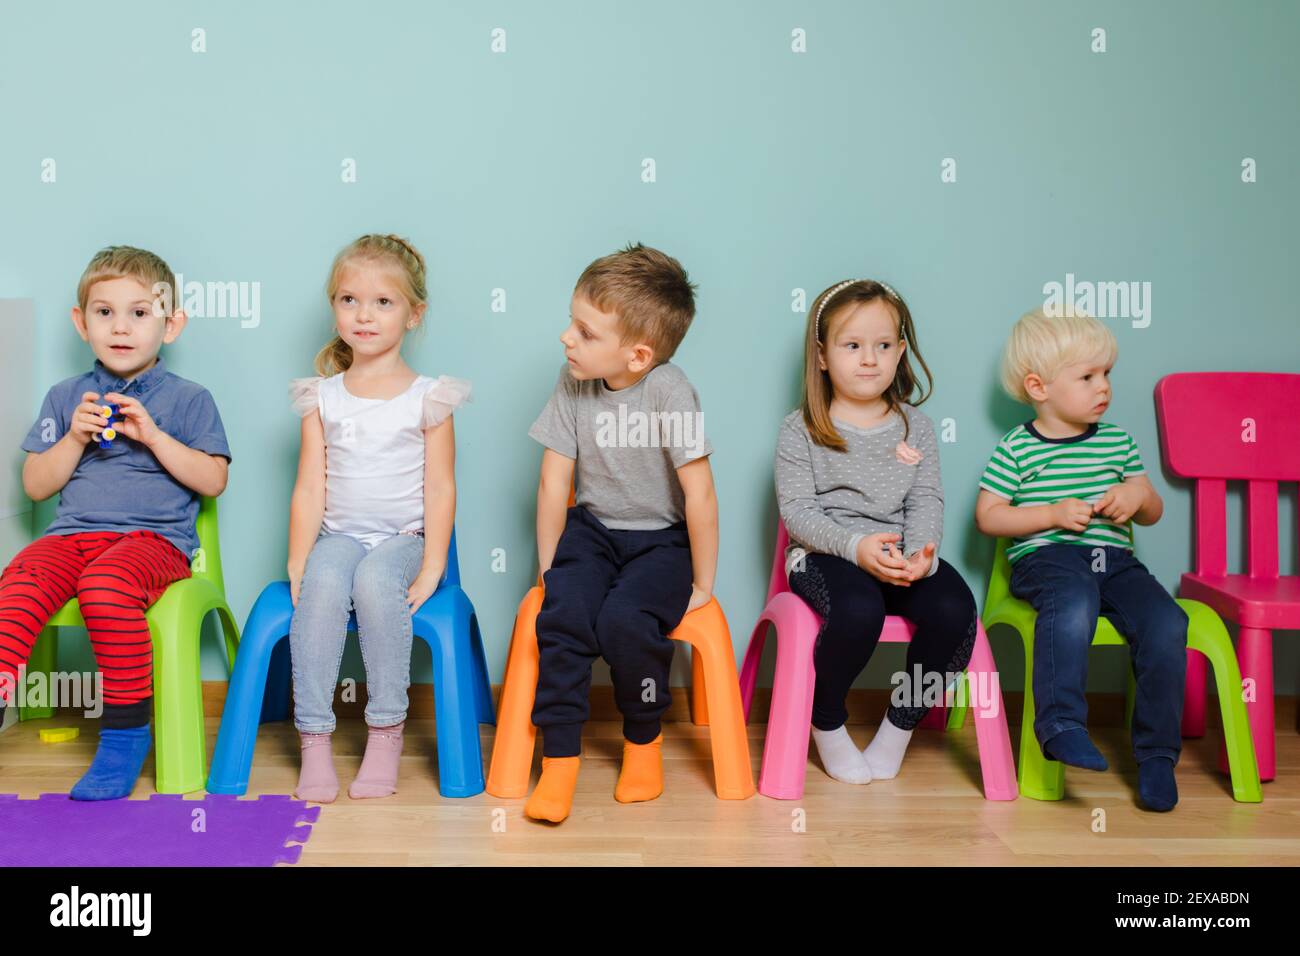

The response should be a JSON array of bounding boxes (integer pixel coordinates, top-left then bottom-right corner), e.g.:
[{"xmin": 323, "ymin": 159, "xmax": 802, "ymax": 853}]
[{"xmin": 97, "ymin": 402, "xmax": 122, "ymax": 449}]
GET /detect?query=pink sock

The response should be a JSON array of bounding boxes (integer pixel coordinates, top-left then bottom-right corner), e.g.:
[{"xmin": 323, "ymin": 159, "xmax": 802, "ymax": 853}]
[
  {"xmin": 294, "ymin": 731, "xmax": 339, "ymax": 803},
  {"xmin": 348, "ymin": 721, "xmax": 405, "ymax": 799}
]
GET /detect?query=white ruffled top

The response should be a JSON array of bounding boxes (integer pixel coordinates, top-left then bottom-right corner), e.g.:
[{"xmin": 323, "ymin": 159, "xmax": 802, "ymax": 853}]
[{"xmin": 288, "ymin": 372, "xmax": 471, "ymax": 550}]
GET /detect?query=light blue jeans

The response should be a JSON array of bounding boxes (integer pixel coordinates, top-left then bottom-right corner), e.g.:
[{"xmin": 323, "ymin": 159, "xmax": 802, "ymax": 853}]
[{"xmin": 290, "ymin": 532, "xmax": 427, "ymax": 734}]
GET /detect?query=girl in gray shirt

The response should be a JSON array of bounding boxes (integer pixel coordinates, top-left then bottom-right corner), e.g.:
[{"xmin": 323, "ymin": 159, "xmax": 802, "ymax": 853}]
[{"xmin": 775, "ymin": 279, "xmax": 978, "ymax": 787}]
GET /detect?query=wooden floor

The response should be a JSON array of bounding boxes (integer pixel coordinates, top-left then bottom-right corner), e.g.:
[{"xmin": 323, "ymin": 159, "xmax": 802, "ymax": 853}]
[{"xmin": 3, "ymin": 707, "xmax": 1297, "ymax": 866}]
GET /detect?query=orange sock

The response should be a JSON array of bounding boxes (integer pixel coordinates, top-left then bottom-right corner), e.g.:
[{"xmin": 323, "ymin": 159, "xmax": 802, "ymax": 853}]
[
  {"xmin": 524, "ymin": 756, "xmax": 580, "ymax": 823},
  {"xmin": 615, "ymin": 733, "xmax": 664, "ymax": 803}
]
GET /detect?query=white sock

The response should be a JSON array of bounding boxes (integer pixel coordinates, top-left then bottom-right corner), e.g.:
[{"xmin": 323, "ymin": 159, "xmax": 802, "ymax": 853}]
[
  {"xmin": 862, "ymin": 712, "xmax": 914, "ymax": 779},
  {"xmin": 811, "ymin": 725, "xmax": 873, "ymax": 784}
]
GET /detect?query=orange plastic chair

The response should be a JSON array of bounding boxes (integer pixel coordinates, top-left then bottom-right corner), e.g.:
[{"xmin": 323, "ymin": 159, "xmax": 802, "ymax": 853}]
[{"xmin": 486, "ymin": 493, "xmax": 755, "ymax": 800}]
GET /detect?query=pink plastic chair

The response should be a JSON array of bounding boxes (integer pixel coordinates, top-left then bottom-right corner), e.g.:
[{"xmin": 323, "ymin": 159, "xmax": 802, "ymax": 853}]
[
  {"xmin": 1155, "ymin": 371, "xmax": 1300, "ymax": 783},
  {"xmin": 738, "ymin": 522, "xmax": 1017, "ymax": 800}
]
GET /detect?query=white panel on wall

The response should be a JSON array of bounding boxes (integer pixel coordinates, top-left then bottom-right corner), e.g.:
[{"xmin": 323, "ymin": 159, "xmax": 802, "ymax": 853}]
[
  {"xmin": 0, "ymin": 300, "xmax": 34, "ymax": 733},
  {"xmin": 0, "ymin": 300, "xmax": 35, "ymax": 524}
]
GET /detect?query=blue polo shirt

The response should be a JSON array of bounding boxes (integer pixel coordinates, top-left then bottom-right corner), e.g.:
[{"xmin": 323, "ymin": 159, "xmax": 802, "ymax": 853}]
[{"xmin": 21, "ymin": 357, "xmax": 232, "ymax": 558}]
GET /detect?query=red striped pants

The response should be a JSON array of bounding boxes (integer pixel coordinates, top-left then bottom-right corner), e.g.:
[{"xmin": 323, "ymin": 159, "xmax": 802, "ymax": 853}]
[{"xmin": 0, "ymin": 530, "xmax": 192, "ymax": 708}]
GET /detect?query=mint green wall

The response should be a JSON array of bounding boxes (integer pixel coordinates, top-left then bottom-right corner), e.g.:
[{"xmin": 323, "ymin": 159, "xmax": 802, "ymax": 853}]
[{"xmin": 3, "ymin": 1, "xmax": 1297, "ymax": 694}]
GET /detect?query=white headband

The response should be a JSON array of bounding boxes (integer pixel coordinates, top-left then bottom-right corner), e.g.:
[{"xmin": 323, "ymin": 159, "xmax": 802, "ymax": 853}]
[{"xmin": 814, "ymin": 280, "xmax": 898, "ymax": 342}]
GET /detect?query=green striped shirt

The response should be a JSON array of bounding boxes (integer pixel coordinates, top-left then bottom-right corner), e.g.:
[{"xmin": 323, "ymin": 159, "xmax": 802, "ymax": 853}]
[{"xmin": 978, "ymin": 421, "xmax": 1146, "ymax": 563}]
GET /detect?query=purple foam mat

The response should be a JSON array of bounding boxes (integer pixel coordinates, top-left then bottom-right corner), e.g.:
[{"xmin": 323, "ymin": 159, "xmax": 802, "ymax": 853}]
[{"xmin": 0, "ymin": 793, "xmax": 321, "ymax": 866}]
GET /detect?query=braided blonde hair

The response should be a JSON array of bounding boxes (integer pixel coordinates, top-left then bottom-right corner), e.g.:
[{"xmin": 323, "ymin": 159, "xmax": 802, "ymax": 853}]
[{"xmin": 315, "ymin": 234, "xmax": 428, "ymax": 376}]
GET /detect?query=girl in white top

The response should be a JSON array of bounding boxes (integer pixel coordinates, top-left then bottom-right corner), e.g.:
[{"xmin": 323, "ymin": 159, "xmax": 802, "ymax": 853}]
[{"xmin": 286, "ymin": 234, "xmax": 470, "ymax": 804}]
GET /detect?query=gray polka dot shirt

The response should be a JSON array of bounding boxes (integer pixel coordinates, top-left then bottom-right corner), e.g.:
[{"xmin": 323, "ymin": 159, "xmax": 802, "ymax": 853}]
[{"xmin": 774, "ymin": 404, "xmax": 944, "ymax": 573}]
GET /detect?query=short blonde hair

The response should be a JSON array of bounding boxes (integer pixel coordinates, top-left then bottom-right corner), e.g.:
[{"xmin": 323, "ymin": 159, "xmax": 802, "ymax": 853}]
[
  {"xmin": 574, "ymin": 242, "xmax": 697, "ymax": 362},
  {"xmin": 1000, "ymin": 308, "xmax": 1118, "ymax": 404},
  {"xmin": 77, "ymin": 246, "xmax": 177, "ymax": 313}
]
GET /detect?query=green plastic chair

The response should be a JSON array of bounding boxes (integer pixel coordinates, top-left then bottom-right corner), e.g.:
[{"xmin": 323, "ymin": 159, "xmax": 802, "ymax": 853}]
[
  {"xmin": 19, "ymin": 496, "xmax": 241, "ymax": 794},
  {"xmin": 956, "ymin": 536, "xmax": 1261, "ymax": 803}
]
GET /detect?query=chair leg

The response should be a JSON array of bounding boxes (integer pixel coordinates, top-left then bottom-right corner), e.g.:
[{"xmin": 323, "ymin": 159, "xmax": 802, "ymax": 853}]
[
  {"xmin": 689, "ymin": 646, "xmax": 709, "ymax": 726},
  {"xmin": 756, "ymin": 614, "xmax": 818, "ymax": 800},
  {"xmin": 18, "ymin": 627, "xmax": 57, "ymax": 721},
  {"xmin": 946, "ymin": 673, "xmax": 968, "ymax": 731},
  {"xmin": 738, "ymin": 619, "xmax": 769, "ymax": 722},
  {"xmin": 676, "ymin": 601, "xmax": 754, "ymax": 800},
  {"xmin": 967, "ymin": 624, "xmax": 1017, "ymax": 801},
  {"xmin": 418, "ymin": 588, "xmax": 486, "ymax": 799},
  {"xmin": 147, "ymin": 596, "xmax": 208, "ymax": 794},
  {"xmin": 469, "ymin": 613, "xmax": 495, "ymax": 726},
  {"xmin": 919, "ymin": 701, "xmax": 947, "ymax": 730},
  {"xmin": 218, "ymin": 603, "xmax": 241, "ymax": 671},
  {"xmin": 1181, "ymin": 648, "xmax": 1209, "ymax": 737},
  {"xmin": 1180, "ymin": 604, "xmax": 1263, "ymax": 802},
  {"xmin": 1017, "ymin": 626, "xmax": 1065, "ymax": 801},
  {"xmin": 207, "ymin": 584, "xmax": 293, "ymax": 795},
  {"xmin": 485, "ymin": 588, "xmax": 543, "ymax": 798},
  {"xmin": 1215, "ymin": 624, "xmax": 1274, "ymax": 784},
  {"xmin": 260, "ymin": 639, "xmax": 292, "ymax": 724}
]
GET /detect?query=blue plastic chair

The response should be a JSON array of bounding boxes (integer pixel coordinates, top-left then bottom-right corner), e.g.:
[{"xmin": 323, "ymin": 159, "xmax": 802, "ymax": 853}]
[{"xmin": 206, "ymin": 528, "xmax": 495, "ymax": 797}]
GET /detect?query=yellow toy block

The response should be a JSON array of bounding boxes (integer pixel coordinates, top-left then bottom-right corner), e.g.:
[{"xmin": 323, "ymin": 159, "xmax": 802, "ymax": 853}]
[{"xmin": 40, "ymin": 727, "xmax": 80, "ymax": 743}]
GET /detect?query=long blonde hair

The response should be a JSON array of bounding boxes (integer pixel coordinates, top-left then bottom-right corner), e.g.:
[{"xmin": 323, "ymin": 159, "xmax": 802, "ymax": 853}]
[
  {"xmin": 315, "ymin": 234, "xmax": 428, "ymax": 376},
  {"xmin": 800, "ymin": 279, "xmax": 932, "ymax": 451}
]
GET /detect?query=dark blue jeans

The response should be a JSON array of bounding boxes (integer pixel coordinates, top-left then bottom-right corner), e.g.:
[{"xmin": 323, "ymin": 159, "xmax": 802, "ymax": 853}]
[
  {"xmin": 1009, "ymin": 543, "xmax": 1188, "ymax": 764},
  {"xmin": 532, "ymin": 506, "xmax": 693, "ymax": 757}
]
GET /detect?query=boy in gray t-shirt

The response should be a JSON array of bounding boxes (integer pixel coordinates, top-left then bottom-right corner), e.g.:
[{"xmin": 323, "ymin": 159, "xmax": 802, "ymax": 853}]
[{"xmin": 521, "ymin": 243, "xmax": 719, "ymax": 824}]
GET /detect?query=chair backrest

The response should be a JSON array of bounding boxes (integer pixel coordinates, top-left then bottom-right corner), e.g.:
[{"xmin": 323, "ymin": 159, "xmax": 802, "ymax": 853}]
[
  {"xmin": 766, "ymin": 520, "xmax": 793, "ymax": 602},
  {"xmin": 445, "ymin": 526, "xmax": 462, "ymax": 587},
  {"xmin": 984, "ymin": 537, "xmax": 1014, "ymax": 612},
  {"xmin": 1154, "ymin": 372, "xmax": 1300, "ymax": 578},
  {"xmin": 191, "ymin": 495, "xmax": 225, "ymax": 591}
]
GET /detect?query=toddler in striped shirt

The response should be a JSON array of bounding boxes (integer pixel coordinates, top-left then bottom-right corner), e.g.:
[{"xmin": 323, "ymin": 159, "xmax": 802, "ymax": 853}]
[{"xmin": 974, "ymin": 308, "xmax": 1186, "ymax": 811}]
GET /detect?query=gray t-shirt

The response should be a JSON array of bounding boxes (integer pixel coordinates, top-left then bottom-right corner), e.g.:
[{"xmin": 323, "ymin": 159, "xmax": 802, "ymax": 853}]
[
  {"xmin": 774, "ymin": 404, "xmax": 944, "ymax": 571},
  {"xmin": 529, "ymin": 361, "xmax": 712, "ymax": 530}
]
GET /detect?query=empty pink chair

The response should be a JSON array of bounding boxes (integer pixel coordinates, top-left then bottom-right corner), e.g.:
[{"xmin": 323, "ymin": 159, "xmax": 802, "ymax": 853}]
[
  {"xmin": 1155, "ymin": 371, "xmax": 1300, "ymax": 782},
  {"xmin": 738, "ymin": 521, "xmax": 1017, "ymax": 800}
]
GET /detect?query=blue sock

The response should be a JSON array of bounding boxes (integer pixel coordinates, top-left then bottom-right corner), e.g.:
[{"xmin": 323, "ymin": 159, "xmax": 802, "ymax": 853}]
[
  {"xmin": 70, "ymin": 725, "xmax": 152, "ymax": 801},
  {"xmin": 1138, "ymin": 756, "xmax": 1178, "ymax": 812},
  {"xmin": 1042, "ymin": 728, "xmax": 1109, "ymax": 771}
]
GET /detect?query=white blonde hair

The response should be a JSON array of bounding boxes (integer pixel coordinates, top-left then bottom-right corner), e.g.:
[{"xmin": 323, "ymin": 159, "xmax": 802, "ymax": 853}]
[{"xmin": 1000, "ymin": 308, "xmax": 1118, "ymax": 405}]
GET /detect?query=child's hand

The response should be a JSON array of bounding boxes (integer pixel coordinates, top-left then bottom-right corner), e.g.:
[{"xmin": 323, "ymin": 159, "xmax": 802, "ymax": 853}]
[
  {"xmin": 901, "ymin": 542, "xmax": 937, "ymax": 581},
  {"xmin": 685, "ymin": 583, "xmax": 712, "ymax": 614},
  {"xmin": 1050, "ymin": 498, "xmax": 1094, "ymax": 532},
  {"xmin": 69, "ymin": 391, "xmax": 111, "ymax": 446},
  {"xmin": 856, "ymin": 532, "xmax": 913, "ymax": 586},
  {"xmin": 1093, "ymin": 483, "xmax": 1145, "ymax": 525},
  {"xmin": 406, "ymin": 563, "xmax": 446, "ymax": 613},
  {"xmin": 102, "ymin": 392, "xmax": 163, "ymax": 448},
  {"xmin": 288, "ymin": 563, "xmax": 305, "ymax": 607}
]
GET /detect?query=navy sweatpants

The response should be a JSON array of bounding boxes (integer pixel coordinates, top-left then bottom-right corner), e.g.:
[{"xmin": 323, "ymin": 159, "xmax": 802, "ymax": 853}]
[{"xmin": 532, "ymin": 505, "xmax": 694, "ymax": 757}]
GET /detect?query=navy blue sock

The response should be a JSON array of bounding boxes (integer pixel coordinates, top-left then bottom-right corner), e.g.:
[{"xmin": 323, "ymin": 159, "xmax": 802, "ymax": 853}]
[
  {"xmin": 1042, "ymin": 728, "xmax": 1109, "ymax": 771},
  {"xmin": 70, "ymin": 725, "xmax": 152, "ymax": 801},
  {"xmin": 1137, "ymin": 756, "xmax": 1178, "ymax": 812}
]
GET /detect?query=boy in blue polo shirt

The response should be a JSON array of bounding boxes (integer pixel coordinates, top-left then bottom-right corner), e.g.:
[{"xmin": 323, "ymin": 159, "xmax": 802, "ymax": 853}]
[{"xmin": 0, "ymin": 246, "xmax": 231, "ymax": 800}]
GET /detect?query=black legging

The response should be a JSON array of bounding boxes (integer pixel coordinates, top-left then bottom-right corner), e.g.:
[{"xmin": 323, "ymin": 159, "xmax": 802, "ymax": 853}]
[{"xmin": 788, "ymin": 551, "xmax": 978, "ymax": 731}]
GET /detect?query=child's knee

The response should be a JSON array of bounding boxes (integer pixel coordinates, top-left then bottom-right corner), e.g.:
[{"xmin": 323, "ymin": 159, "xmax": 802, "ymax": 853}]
[
  {"xmin": 1146, "ymin": 601, "xmax": 1190, "ymax": 657},
  {"xmin": 351, "ymin": 561, "xmax": 406, "ymax": 613},
  {"xmin": 300, "ymin": 560, "xmax": 355, "ymax": 605},
  {"xmin": 1034, "ymin": 587, "xmax": 1099, "ymax": 644}
]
